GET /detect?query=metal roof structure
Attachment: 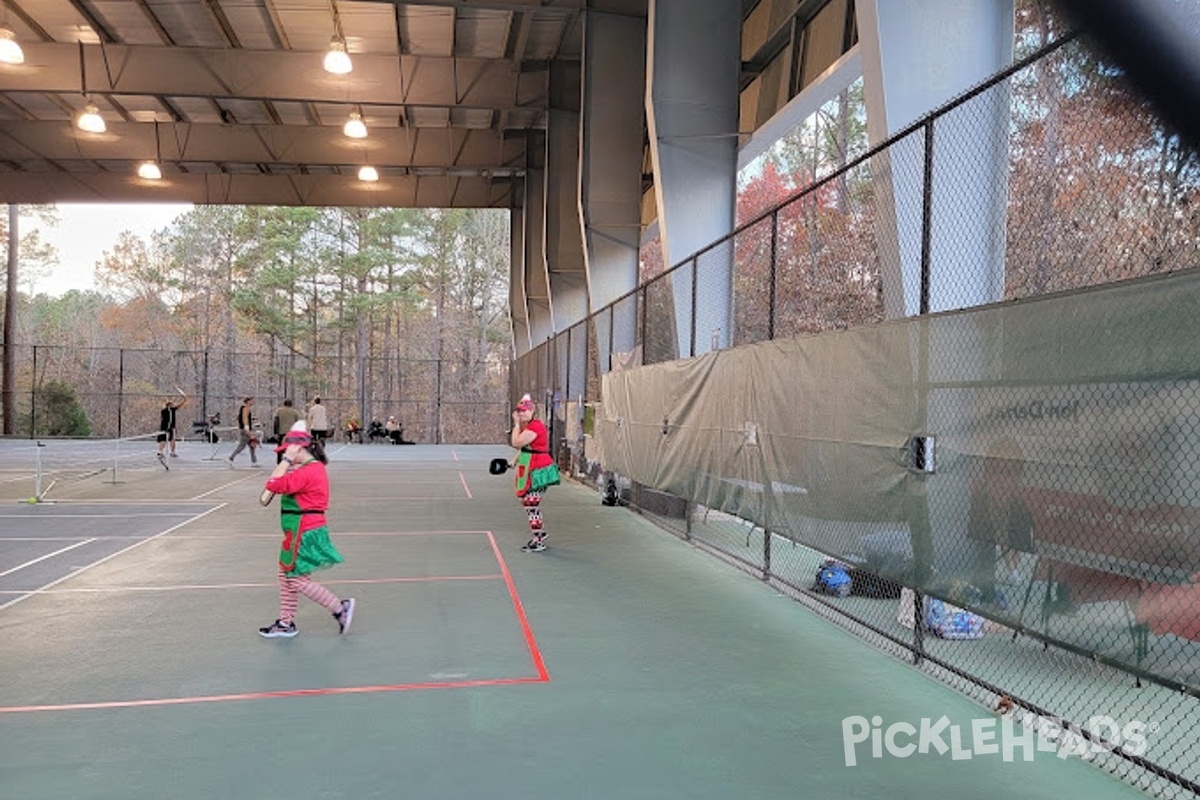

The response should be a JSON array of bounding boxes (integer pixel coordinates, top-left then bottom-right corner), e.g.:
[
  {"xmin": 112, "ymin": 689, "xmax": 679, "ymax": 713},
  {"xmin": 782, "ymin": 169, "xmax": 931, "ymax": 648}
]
[{"xmin": 0, "ymin": 0, "xmax": 647, "ymax": 207}]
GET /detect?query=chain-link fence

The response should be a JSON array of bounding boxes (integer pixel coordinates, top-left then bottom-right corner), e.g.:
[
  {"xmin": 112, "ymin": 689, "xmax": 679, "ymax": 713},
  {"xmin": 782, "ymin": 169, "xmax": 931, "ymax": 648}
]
[
  {"xmin": 513, "ymin": 33, "xmax": 1200, "ymax": 799},
  {"xmin": 1, "ymin": 344, "xmax": 508, "ymax": 445}
]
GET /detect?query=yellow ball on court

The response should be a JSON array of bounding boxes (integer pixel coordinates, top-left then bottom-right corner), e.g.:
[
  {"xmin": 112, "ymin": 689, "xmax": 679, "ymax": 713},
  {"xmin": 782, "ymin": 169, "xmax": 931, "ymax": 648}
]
[{"xmin": 27, "ymin": 496, "xmax": 37, "ymax": 504}]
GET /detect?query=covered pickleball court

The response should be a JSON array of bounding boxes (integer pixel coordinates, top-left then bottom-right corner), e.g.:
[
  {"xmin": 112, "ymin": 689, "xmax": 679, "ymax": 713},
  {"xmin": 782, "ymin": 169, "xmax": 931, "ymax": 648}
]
[{"xmin": 0, "ymin": 443, "xmax": 1151, "ymax": 799}]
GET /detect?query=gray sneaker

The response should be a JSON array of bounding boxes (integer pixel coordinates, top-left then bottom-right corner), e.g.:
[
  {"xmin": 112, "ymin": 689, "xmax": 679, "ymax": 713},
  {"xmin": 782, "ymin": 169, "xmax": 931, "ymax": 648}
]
[
  {"xmin": 521, "ymin": 537, "xmax": 547, "ymax": 553},
  {"xmin": 259, "ymin": 620, "xmax": 298, "ymax": 639},
  {"xmin": 335, "ymin": 598, "xmax": 356, "ymax": 634}
]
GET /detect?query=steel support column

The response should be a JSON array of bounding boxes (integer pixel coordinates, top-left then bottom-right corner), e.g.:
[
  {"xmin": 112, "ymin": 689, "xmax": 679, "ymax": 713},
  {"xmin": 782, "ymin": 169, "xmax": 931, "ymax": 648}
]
[{"xmin": 646, "ymin": 0, "xmax": 740, "ymax": 357}]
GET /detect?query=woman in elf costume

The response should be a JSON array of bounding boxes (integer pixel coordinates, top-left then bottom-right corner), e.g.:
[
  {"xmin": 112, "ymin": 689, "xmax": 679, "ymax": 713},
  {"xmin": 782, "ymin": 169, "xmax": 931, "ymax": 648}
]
[
  {"xmin": 258, "ymin": 420, "xmax": 356, "ymax": 638},
  {"xmin": 510, "ymin": 394, "xmax": 560, "ymax": 552}
]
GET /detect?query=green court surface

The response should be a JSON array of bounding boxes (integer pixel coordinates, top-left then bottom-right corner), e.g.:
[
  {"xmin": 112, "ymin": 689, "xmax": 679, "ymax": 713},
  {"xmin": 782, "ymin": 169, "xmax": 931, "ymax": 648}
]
[{"xmin": 0, "ymin": 442, "xmax": 1153, "ymax": 799}]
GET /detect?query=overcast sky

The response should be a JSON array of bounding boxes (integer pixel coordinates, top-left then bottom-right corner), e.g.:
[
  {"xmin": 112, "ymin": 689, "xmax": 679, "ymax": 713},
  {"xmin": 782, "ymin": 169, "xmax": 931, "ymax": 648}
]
[{"xmin": 28, "ymin": 202, "xmax": 193, "ymax": 296}]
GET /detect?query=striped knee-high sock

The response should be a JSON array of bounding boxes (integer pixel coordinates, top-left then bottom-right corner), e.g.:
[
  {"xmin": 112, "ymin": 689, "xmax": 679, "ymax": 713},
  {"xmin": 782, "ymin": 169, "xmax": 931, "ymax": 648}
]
[
  {"xmin": 277, "ymin": 572, "xmax": 300, "ymax": 624},
  {"xmin": 293, "ymin": 575, "xmax": 343, "ymax": 614}
]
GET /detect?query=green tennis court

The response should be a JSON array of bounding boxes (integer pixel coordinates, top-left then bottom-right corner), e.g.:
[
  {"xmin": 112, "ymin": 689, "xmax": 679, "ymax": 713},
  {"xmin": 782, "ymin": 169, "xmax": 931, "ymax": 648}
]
[{"xmin": 0, "ymin": 442, "xmax": 1153, "ymax": 799}]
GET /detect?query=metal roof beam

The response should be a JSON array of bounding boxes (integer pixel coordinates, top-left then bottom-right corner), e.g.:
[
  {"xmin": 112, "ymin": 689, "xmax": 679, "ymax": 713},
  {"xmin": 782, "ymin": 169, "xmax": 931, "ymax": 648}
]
[{"xmin": 0, "ymin": 43, "xmax": 548, "ymax": 109}]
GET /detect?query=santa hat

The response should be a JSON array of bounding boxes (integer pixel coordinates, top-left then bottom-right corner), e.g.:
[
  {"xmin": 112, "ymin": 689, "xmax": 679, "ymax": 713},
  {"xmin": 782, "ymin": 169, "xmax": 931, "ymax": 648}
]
[
  {"xmin": 275, "ymin": 419, "xmax": 312, "ymax": 452},
  {"xmin": 515, "ymin": 394, "xmax": 534, "ymax": 412}
]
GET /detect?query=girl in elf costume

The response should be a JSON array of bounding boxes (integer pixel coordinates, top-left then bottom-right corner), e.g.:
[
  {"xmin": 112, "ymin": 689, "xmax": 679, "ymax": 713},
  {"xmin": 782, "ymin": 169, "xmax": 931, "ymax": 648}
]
[
  {"xmin": 510, "ymin": 394, "xmax": 560, "ymax": 552},
  {"xmin": 258, "ymin": 420, "xmax": 356, "ymax": 638}
]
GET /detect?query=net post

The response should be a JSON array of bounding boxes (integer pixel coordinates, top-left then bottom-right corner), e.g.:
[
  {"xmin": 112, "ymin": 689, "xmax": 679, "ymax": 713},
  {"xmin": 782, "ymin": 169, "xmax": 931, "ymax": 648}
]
[{"xmin": 34, "ymin": 440, "xmax": 44, "ymax": 500}]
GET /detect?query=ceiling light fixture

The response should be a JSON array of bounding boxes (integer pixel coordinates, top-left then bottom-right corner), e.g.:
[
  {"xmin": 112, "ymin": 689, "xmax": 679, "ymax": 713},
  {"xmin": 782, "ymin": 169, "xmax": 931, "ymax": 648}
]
[
  {"xmin": 324, "ymin": 36, "xmax": 352, "ymax": 74},
  {"xmin": 324, "ymin": 1, "xmax": 352, "ymax": 74},
  {"xmin": 75, "ymin": 41, "xmax": 105, "ymax": 133},
  {"xmin": 358, "ymin": 165, "xmax": 378, "ymax": 182},
  {"xmin": 138, "ymin": 121, "xmax": 163, "ymax": 180},
  {"xmin": 343, "ymin": 109, "xmax": 367, "ymax": 138},
  {"xmin": 76, "ymin": 102, "xmax": 106, "ymax": 133},
  {"xmin": 0, "ymin": 26, "xmax": 25, "ymax": 65}
]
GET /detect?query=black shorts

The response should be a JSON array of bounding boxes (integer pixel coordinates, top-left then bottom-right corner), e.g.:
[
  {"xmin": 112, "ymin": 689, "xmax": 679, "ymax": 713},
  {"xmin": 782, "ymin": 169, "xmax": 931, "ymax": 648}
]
[{"xmin": 157, "ymin": 429, "xmax": 175, "ymax": 443}]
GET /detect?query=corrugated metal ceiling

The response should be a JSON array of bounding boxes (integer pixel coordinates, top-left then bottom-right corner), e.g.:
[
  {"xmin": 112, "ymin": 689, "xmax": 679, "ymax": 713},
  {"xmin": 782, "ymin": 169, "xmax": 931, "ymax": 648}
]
[{"xmin": 0, "ymin": 0, "xmax": 647, "ymax": 207}]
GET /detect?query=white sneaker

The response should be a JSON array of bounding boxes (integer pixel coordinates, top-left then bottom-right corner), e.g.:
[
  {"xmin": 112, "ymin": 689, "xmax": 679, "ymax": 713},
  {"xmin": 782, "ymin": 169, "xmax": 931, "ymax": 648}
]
[{"xmin": 335, "ymin": 598, "xmax": 356, "ymax": 634}]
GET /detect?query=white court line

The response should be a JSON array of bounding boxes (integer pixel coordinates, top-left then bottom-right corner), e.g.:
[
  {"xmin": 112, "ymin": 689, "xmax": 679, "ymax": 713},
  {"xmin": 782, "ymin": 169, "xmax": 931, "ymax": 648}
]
[
  {"xmin": 458, "ymin": 471, "xmax": 473, "ymax": 499},
  {"xmin": 0, "ymin": 504, "xmax": 225, "ymax": 612},
  {"xmin": 0, "ymin": 513, "xmax": 200, "ymax": 519},
  {"xmin": 2, "ymin": 498, "xmax": 224, "ymax": 505},
  {"xmin": 188, "ymin": 473, "xmax": 260, "ymax": 500},
  {"xmin": 0, "ymin": 539, "xmax": 97, "ymax": 578}
]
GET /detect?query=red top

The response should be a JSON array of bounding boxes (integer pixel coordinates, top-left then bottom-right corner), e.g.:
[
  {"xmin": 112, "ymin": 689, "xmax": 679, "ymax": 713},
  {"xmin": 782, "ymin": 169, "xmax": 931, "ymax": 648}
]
[
  {"xmin": 266, "ymin": 460, "xmax": 329, "ymax": 534},
  {"xmin": 522, "ymin": 419, "xmax": 554, "ymax": 470}
]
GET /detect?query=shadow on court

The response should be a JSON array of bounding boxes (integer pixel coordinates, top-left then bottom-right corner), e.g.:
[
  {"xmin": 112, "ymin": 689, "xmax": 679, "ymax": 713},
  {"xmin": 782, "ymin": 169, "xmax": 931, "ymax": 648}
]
[{"xmin": 0, "ymin": 442, "xmax": 1153, "ymax": 799}]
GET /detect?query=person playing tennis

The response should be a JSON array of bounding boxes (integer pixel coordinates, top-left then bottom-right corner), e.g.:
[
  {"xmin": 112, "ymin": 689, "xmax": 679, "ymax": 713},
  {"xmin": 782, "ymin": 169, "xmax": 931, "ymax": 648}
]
[{"xmin": 156, "ymin": 388, "xmax": 188, "ymax": 465}]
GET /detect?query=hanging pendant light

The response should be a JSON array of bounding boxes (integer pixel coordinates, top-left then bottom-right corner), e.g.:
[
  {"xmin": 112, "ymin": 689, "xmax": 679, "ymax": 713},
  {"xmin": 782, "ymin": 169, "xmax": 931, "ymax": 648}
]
[
  {"xmin": 75, "ymin": 42, "xmax": 105, "ymax": 133},
  {"xmin": 358, "ymin": 165, "xmax": 378, "ymax": 182},
  {"xmin": 138, "ymin": 121, "xmax": 164, "ymax": 179},
  {"xmin": 0, "ymin": 26, "xmax": 25, "ymax": 65},
  {"xmin": 343, "ymin": 109, "xmax": 367, "ymax": 138},
  {"xmin": 76, "ymin": 102, "xmax": 106, "ymax": 133},
  {"xmin": 324, "ymin": 36, "xmax": 352, "ymax": 74}
]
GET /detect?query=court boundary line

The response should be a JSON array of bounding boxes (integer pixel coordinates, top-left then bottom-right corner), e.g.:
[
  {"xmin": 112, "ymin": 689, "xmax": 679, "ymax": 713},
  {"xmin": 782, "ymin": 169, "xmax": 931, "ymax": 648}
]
[
  {"xmin": 188, "ymin": 473, "xmax": 261, "ymax": 501},
  {"xmin": 0, "ymin": 539, "xmax": 97, "ymax": 578},
  {"xmin": 4, "ymin": 527, "xmax": 518, "ymax": 542},
  {"xmin": 0, "ymin": 512, "xmax": 205, "ymax": 519},
  {"xmin": 0, "ymin": 529, "xmax": 550, "ymax": 713},
  {"xmin": 0, "ymin": 574, "xmax": 505, "ymax": 595},
  {"xmin": 0, "ymin": 499, "xmax": 231, "ymax": 505},
  {"xmin": 0, "ymin": 504, "xmax": 225, "ymax": 612},
  {"xmin": 0, "ymin": 677, "xmax": 547, "ymax": 714}
]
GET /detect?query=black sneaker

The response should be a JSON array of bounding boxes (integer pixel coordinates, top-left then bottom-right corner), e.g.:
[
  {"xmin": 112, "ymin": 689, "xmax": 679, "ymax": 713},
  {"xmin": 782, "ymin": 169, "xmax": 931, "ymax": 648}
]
[
  {"xmin": 334, "ymin": 598, "xmax": 356, "ymax": 634},
  {"xmin": 259, "ymin": 620, "xmax": 298, "ymax": 638},
  {"xmin": 521, "ymin": 537, "xmax": 547, "ymax": 553}
]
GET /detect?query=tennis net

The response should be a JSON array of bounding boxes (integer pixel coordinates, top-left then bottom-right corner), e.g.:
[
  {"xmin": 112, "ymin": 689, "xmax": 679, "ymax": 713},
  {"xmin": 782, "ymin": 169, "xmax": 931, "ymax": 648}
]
[{"xmin": 0, "ymin": 433, "xmax": 166, "ymax": 501}]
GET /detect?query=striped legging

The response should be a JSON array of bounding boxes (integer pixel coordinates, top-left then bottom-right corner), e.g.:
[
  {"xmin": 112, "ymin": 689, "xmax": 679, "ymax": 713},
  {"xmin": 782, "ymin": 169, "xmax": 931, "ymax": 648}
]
[
  {"xmin": 522, "ymin": 489, "xmax": 545, "ymax": 536},
  {"xmin": 277, "ymin": 571, "xmax": 342, "ymax": 624}
]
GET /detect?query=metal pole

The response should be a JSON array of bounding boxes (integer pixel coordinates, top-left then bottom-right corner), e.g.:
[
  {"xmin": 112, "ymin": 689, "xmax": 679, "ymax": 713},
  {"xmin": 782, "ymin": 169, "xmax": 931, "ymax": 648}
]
[
  {"xmin": 30, "ymin": 344, "xmax": 37, "ymax": 438},
  {"xmin": 34, "ymin": 440, "xmax": 43, "ymax": 499},
  {"xmin": 117, "ymin": 348, "xmax": 124, "ymax": 439},
  {"xmin": 911, "ymin": 119, "xmax": 937, "ymax": 666},
  {"xmin": 607, "ymin": 306, "xmax": 614, "ymax": 373},
  {"xmin": 689, "ymin": 258, "xmax": 698, "ymax": 357},
  {"xmin": 768, "ymin": 211, "xmax": 778, "ymax": 340}
]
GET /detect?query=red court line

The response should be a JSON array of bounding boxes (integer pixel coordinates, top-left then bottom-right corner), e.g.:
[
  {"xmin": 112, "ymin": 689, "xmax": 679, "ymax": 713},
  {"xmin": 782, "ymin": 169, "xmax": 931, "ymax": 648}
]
[
  {"xmin": 486, "ymin": 530, "xmax": 549, "ymax": 682},
  {"xmin": 0, "ymin": 676, "xmax": 547, "ymax": 714},
  {"xmin": 156, "ymin": 530, "xmax": 493, "ymax": 539},
  {"xmin": 458, "ymin": 471, "xmax": 473, "ymax": 499},
  {"xmin": 0, "ymin": 530, "xmax": 496, "ymax": 542},
  {"xmin": 0, "ymin": 529, "xmax": 551, "ymax": 713},
  {"xmin": 0, "ymin": 574, "xmax": 503, "ymax": 595}
]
